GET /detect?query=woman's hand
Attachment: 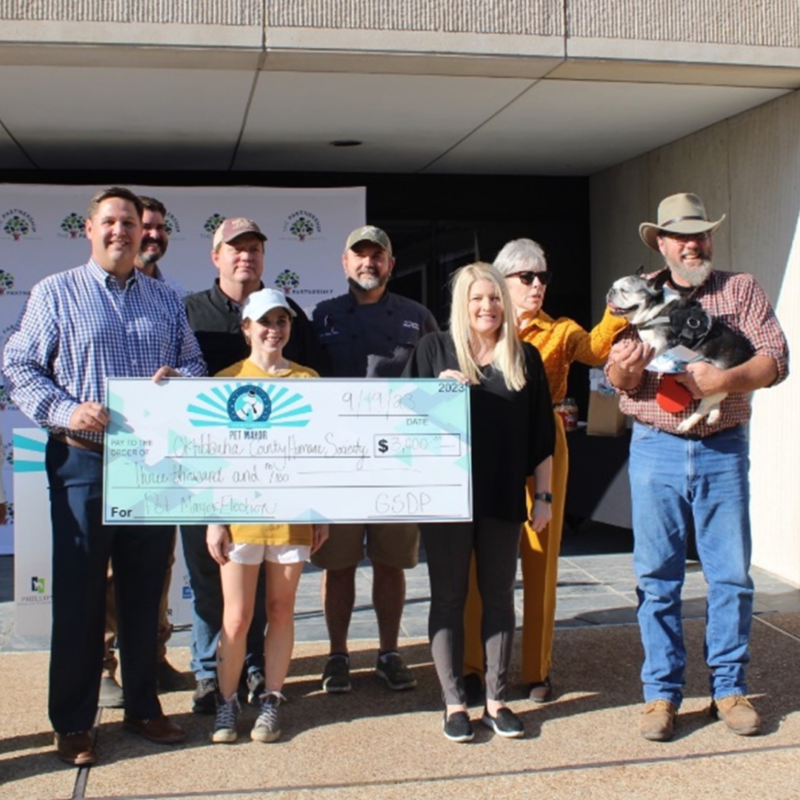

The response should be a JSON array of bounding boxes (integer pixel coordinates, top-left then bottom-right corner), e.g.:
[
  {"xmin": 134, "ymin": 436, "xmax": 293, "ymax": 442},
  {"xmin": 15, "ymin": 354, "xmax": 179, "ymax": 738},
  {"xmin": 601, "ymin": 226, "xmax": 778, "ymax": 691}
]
[
  {"xmin": 529, "ymin": 499, "xmax": 552, "ymax": 532},
  {"xmin": 311, "ymin": 523, "xmax": 329, "ymax": 555},
  {"xmin": 206, "ymin": 524, "xmax": 232, "ymax": 565},
  {"xmin": 438, "ymin": 369, "xmax": 469, "ymax": 384}
]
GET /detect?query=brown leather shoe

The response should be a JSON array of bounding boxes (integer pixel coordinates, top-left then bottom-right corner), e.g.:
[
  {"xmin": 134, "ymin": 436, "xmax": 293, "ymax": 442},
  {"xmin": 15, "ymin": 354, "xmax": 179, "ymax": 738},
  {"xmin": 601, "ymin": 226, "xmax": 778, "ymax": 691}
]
[
  {"xmin": 639, "ymin": 699, "xmax": 677, "ymax": 741},
  {"xmin": 711, "ymin": 695, "xmax": 761, "ymax": 736},
  {"xmin": 123, "ymin": 715, "xmax": 186, "ymax": 744},
  {"xmin": 55, "ymin": 731, "xmax": 96, "ymax": 766}
]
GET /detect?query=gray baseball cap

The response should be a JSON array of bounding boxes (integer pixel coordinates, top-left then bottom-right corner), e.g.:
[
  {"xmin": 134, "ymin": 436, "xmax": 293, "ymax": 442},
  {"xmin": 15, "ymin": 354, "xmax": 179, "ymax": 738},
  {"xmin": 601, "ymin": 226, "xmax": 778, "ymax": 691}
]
[{"xmin": 345, "ymin": 225, "xmax": 392, "ymax": 256}]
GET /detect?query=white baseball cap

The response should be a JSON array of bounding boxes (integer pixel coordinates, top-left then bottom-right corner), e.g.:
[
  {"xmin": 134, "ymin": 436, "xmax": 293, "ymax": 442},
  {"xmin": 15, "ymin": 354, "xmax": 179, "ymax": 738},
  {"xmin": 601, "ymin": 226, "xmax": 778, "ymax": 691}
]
[{"xmin": 241, "ymin": 288, "xmax": 296, "ymax": 321}]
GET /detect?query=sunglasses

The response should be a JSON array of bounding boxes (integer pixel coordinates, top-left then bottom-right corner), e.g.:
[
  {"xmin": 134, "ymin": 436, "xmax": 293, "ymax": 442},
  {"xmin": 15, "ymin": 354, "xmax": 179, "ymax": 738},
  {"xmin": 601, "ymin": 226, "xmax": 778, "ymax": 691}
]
[{"xmin": 509, "ymin": 270, "xmax": 552, "ymax": 286}]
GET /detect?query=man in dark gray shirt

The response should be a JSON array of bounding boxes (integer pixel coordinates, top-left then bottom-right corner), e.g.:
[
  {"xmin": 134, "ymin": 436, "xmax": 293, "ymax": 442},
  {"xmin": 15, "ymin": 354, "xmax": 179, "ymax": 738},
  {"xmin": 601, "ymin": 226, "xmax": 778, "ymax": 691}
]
[{"xmin": 311, "ymin": 225, "xmax": 438, "ymax": 694}]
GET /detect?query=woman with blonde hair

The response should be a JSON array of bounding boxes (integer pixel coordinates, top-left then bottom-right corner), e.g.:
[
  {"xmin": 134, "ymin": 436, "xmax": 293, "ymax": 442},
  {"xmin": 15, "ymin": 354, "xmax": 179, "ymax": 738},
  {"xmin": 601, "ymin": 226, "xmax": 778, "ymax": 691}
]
[
  {"xmin": 463, "ymin": 239, "xmax": 627, "ymax": 703},
  {"xmin": 404, "ymin": 262, "xmax": 554, "ymax": 742}
]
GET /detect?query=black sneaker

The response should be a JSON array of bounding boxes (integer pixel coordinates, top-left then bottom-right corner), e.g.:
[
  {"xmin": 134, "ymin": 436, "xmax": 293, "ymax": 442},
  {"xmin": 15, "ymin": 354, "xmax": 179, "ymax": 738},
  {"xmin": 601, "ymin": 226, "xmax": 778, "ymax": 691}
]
[
  {"xmin": 322, "ymin": 655, "xmax": 351, "ymax": 693},
  {"xmin": 375, "ymin": 652, "xmax": 417, "ymax": 691},
  {"xmin": 246, "ymin": 669, "xmax": 266, "ymax": 706},
  {"xmin": 443, "ymin": 710, "xmax": 474, "ymax": 743},
  {"xmin": 192, "ymin": 676, "xmax": 219, "ymax": 714},
  {"xmin": 482, "ymin": 707, "xmax": 524, "ymax": 739}
]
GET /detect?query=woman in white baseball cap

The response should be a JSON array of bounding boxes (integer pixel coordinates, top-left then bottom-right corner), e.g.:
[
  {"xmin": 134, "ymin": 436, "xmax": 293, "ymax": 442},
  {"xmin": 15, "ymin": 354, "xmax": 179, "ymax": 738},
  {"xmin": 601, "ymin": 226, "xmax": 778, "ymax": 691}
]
[{"xmin": 205, "ymin": 287, "xmax": 328, "ymax": 746}]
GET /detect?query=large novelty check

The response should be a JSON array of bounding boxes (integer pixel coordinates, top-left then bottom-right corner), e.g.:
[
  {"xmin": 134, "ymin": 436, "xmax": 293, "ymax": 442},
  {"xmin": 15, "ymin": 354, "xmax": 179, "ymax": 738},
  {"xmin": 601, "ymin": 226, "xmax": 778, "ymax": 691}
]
[{"xmin": 103, "ymin": 377, "xmax": 472, "ymax": 524}]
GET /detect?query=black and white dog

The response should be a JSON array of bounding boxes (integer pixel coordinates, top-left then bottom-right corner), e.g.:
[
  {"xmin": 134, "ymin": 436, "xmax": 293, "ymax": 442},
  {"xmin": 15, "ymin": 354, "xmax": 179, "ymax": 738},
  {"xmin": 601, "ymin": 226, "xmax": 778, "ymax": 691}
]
[{"xmin": 606, "ymin": 269, "xmax": 753, "ymax": 433}]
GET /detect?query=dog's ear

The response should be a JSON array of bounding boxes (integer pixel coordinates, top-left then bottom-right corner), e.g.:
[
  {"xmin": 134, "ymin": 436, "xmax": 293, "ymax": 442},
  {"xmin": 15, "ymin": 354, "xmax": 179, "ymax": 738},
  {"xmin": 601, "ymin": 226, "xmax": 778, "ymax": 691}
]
[
  {"xmin": 636, "ymin": 265, "xmax": 645, "ymax": 277},
  {"xmin": 652, "ymin": 269, "xmax": 670, "ymax": 291}
]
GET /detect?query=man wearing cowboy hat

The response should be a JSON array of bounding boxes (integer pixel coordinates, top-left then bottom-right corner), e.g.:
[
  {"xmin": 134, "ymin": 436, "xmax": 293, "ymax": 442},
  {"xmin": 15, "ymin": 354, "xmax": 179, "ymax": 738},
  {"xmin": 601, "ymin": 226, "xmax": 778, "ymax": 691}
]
[{"xmin": 607, "ymin": 192, "xmax": 788, "ymax": 742}]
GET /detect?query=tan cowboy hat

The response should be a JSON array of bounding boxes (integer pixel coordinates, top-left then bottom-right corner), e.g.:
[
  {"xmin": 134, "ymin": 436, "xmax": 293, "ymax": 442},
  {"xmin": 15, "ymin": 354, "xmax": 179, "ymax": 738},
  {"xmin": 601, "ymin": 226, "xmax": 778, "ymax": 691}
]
[{"xmin": 639, "ymin": 193, "xmax": 725, "ymax": 251}]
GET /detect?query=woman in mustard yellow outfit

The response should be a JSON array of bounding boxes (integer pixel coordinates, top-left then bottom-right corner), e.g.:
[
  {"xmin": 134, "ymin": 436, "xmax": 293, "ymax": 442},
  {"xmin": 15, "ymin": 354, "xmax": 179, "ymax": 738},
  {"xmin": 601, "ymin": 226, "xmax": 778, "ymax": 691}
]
[{"xmin": 463, "ymin": 239, "xmax": 626, "ymax": 701}]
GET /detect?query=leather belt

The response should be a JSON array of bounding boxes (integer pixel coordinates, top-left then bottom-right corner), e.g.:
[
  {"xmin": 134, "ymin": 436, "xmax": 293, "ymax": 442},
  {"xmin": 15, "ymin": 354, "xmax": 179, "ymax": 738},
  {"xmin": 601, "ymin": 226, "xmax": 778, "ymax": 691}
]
[{"xmin": 50, "ymin": 432, "xmax": 104, "ymax": 454}]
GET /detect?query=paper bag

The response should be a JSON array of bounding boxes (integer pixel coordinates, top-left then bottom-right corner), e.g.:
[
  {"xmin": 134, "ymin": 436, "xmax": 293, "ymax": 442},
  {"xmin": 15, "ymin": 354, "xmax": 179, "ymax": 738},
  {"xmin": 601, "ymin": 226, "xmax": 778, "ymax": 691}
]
[{"xmin": 586, "ymin": 368, "xmax": 626, "ymax": 437}]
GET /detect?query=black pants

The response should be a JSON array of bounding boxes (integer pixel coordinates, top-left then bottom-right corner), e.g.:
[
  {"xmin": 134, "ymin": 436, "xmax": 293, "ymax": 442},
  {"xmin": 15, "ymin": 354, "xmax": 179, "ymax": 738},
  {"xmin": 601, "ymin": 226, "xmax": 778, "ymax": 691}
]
[
  {"xmin": 421, "ymin": 517, "xmax": 522, "ymax": 706},
  {"xmin": 46, "ymin": 439, "xmax": 173, "ymax": 733}
]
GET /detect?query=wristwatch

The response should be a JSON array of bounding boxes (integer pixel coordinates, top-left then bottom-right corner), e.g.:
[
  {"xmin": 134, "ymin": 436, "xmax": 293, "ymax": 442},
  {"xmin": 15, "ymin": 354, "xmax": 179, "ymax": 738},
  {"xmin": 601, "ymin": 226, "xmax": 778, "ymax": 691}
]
[{"xmin": 533, "ymin": 492, "xmax": 553, "ymax": 504}]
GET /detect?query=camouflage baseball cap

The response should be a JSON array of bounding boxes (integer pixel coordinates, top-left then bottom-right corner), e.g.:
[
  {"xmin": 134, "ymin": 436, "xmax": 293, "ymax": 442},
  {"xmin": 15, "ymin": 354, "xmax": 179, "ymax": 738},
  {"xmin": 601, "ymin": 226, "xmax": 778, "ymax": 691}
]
[
  {"xmin": 212, "ymin": 217, "xmax": 267, "ymax": 249},
  {"xmin": 345, "ymin": 225, "xmax": 392, "ymax": 256}
]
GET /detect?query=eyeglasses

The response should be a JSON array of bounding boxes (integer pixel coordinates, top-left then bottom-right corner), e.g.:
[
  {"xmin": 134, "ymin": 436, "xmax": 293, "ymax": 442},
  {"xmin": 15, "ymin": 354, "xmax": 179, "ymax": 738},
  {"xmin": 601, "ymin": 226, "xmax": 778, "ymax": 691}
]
[
  {"xmin": 662, "ymin": 231, "xmax": 710, "ymax": 243},
  {"xmin": 509, "ymin": 270, "xmax": 552, "ymax": 286}
]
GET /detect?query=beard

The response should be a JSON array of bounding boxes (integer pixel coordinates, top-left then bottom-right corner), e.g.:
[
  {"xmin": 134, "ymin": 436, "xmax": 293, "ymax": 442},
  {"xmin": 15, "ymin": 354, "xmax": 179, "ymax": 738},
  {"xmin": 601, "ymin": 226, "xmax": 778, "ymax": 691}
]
[
  {"xmin": 138, "ymin": 237, "xmax": 167, "ymax": 266},
  {"xmin": 348, "ymin": 272, "xmax": 388, "ymax": 292},
  {"xmin": 668, "ymin": 256, "xmax": 713, "ymax": 287}
]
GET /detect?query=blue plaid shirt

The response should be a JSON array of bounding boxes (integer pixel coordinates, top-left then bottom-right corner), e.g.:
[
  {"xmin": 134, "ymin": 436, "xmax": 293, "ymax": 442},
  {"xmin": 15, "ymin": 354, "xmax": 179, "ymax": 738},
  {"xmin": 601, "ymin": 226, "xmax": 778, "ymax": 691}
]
[{"xmin": 3, "ymin": 258, "xmax": 207, "ymax": 442}]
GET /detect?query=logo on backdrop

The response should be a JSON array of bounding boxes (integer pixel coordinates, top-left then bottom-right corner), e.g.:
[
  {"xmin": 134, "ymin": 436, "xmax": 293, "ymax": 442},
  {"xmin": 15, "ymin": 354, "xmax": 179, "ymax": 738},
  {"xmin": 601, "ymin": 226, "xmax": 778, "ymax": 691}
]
[
  {"xmin": 0, "ymin": 386, "xmax": 17, "ymax": 412},
  {"xmin": 283, "ymin": 210, "xmax": 322, "ymax": 242},
  {"xmin": 275, "ymin": 270, "xmax": 300, "ymax": 294},
  {"xmin": 0, "ymin": 271, "xmax": 14, "ymax": 295},
  {"xmin": 202, "ymin": 213, "xmax": 226, "ymax": 239},
  {"xmin": 186, "ymin": 382, "xmax": 312, "ymax": 429},
  {"xmin": 165, "ymin": 212, "xmax": 182, "ymax": 237},
  {"xmin": 59, "ymin": 212, "xmax": 86, "ymax": 239},
  {"xmin": 20, "ymin": 568, "xmax": 52, "ymax": 604},
  {"xmin": 1, "ymin": 209, "xmax": 36, "ymax": 241}
]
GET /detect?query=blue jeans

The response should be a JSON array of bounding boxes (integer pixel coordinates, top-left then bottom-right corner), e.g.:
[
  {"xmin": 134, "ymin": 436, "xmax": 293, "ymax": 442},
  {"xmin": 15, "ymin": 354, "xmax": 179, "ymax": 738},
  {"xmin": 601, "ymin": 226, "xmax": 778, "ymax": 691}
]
[
  {"xmin": 629, "ymin": 423, "xmax": 753, "ymax": 707},
  {"xmin": 180, "ymin": 525, "xmax": 266, "ymax": 680}
]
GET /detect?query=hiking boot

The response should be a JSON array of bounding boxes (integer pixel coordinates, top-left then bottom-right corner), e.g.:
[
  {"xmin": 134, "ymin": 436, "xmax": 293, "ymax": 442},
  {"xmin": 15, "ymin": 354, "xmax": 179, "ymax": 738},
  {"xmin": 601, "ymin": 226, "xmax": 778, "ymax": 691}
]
[
  {"xmin": 375, "ymin": 652, "xmax": 417, "ymax": 691},
  {"xmin": 322, "ymin": 655, "xmax": 351, "ymax": 693},
  {"xmin": 246, "ymin": 669, "xmax": 266, "ymax": 706},
  {"xmin": 210, "ymin": 693, "xmax": 239, "ymax": 744},
  {"xmin": 192, "ymin": 676, "xmax": 218, "ymax": 714},
  {"xmin": 711, "ymin": 695, "xmax": 761, "ymax": 736},
  {"xmin": 99, "ymin": 675, "xmax": 124, "ymax": 709},
  {"xmin": 251, "ymin": 692, "xmax": 284, "ymax": 743},
  {"xmin": 639, "ymin": 699, "xmax": 677, "ymax": 741}
]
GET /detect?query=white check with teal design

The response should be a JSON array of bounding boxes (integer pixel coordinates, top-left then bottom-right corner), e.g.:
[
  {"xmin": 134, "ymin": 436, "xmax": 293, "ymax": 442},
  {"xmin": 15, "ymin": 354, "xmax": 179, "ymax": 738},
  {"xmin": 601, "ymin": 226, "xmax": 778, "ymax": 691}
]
[{"xmin": 103, "ymin": 378, "xmax": 472, "ymax": 524}]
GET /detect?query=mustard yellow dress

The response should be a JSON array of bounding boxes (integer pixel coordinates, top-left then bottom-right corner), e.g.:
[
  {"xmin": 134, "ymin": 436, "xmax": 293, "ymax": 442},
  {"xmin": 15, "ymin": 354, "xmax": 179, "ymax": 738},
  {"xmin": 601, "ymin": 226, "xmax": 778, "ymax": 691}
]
[
  {"xmin": 464, "ymin": 308, "xmax": 626, "ymax": 684},
  {"xmin": 215, "ymin": 358, "xmax": 319, "ymax": 547}
]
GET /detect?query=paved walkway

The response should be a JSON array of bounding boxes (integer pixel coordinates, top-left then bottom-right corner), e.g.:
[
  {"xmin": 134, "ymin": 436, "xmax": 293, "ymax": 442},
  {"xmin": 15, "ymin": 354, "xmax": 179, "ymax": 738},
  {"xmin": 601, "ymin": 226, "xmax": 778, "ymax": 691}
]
[{"xmin": 2, "ymin": 525, "xmax": 800, "ymax": 799}]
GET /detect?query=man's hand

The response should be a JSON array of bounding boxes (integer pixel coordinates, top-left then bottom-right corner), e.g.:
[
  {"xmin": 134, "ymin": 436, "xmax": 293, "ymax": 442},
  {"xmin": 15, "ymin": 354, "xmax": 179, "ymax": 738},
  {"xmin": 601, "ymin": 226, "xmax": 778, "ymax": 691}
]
[
  {"xmin": 607, "ymin": 340, "xmax": 654, "ymax": 391},
  {"xmin": 152, "ymin": 366, "xmax": 180, "ymax": 383},
  {"xmin": 311, "ymin": 523, "xmax": 329, "ymax": 555},
  {"xmin": 675, "ymin": 361, "xmax": 724, "ymax": 398},
  {"xmin": 69, "ymin": 402, "xmax": 109, "ymax": 433}
]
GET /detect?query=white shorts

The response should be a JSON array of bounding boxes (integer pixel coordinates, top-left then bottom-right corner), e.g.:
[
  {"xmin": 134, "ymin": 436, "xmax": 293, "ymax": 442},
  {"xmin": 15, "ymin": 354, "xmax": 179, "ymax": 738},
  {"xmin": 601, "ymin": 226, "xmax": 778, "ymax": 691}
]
[{"xmin": 228, "ymin": 542, "xmax": 311, "ymax": 565}]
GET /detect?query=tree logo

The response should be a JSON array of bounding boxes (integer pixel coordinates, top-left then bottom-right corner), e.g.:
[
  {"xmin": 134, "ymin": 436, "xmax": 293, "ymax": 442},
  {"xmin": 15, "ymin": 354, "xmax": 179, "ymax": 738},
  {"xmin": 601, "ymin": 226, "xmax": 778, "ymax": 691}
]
[
  {"xmin": 0, "ymin": 271, "xmax": 14, "ymax": 295},
  {"xmin": 0, "ymin": 385, "xmax": 16, "ymax": 411},
  {"xmin": 283, "ymin": 210, "xmax": 321, "ymax": 242},
  {"xmin": 59, "ymin": 212, "xmax": 86, "ymax": 239},
  {"xmin": 203, "ymin": 213, "xmax": 226, "ymax": 238},
  {"xmin": 165, "ymin": 212, "xmax": 181, "ymax": 236},
  {"xmin": 275, "ymin": 270, "xmax": 300, "ymax": 294},
  {"xmin": 2, "ymin": 209, "xmax": 36, "ymax": 241}
]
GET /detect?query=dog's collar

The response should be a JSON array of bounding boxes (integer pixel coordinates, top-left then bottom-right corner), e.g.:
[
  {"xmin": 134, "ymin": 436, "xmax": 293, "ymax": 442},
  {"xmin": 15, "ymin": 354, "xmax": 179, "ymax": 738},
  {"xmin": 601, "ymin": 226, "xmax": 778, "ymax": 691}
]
[{"xmin": 638, "ymin": 314, "xmax": 672, "ymax": 330}]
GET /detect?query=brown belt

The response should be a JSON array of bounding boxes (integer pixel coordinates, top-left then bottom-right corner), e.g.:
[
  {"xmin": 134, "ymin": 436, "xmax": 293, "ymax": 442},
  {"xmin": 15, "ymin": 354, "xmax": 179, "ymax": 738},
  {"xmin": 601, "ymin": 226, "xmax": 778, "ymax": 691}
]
[{"xmin": 50, "ymin": 432, "xmax": 104, "ymax": 454}]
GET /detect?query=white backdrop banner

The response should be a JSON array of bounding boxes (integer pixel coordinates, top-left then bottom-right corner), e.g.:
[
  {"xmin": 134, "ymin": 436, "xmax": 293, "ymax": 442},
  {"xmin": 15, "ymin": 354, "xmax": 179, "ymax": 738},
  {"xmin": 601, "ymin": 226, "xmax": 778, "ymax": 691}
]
[{"xmin": 0, "ymin": 183, "xmax": 366, "ymax": 555}]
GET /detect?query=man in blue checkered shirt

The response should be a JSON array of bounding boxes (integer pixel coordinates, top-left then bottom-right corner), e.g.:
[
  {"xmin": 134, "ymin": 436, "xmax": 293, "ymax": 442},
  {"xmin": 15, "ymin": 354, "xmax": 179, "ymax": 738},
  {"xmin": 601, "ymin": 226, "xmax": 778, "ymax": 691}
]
[{"xmin": 3, "ymin": 186, "xmax": 206, "ymax": 767}]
